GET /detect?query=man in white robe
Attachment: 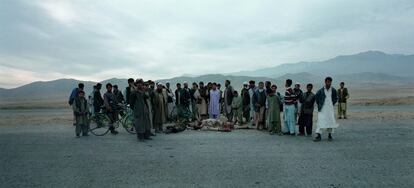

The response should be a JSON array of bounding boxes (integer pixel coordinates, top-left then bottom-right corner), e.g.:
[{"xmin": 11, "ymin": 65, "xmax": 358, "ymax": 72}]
[{"xmin": 314, "ymin": 77, "xmax": 339, "ymax": 142}]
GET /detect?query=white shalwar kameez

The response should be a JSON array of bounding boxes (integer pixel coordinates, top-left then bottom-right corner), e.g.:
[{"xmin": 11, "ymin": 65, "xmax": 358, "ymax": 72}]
[{"xmin": 316, "ymin": 87, "xmax": 339, "ymax": 134}]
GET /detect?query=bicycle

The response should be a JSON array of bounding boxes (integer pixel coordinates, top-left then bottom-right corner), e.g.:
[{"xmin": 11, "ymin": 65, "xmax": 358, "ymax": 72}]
[
  {"xmin": 169, "ymin": 105, "xmax": 191, "ymax": 123},
  {"xmin": 89, "ymin": 104, "xmax": 136, "ymax": 136}
]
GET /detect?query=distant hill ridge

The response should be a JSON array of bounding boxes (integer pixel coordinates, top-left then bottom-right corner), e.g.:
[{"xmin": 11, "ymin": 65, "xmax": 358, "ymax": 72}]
[
  {"xmin": 228, "ymin": 50, "xmax": 414, "ymax": 77},
  {"xmin": 0, "ymin": 51, "xmax": 413, "ymax": 102}
]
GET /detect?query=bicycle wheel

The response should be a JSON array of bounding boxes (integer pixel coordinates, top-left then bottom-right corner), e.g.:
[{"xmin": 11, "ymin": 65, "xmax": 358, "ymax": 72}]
[
  {"xmin": 89, "ymin": 113, "xmax": 111, "ymax": 136},
  {"xmin": 122, "ymin": 115, "xmax": 136, "ymax": 134}
]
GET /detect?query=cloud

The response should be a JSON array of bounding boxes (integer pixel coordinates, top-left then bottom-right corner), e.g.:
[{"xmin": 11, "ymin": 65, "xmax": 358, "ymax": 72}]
[
  {"xmin": 36, "ymin": 0, "xmax": 78, "ymax": 25},
  {"xmin": 0, "ymin": 0, "xmax": 414, "ymax": 88}
]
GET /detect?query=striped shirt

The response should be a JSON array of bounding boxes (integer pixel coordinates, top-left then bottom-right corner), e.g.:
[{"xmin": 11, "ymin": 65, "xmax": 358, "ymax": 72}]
[{"xmin": 284, "ymin": 87, "xmax": 297, "ymax": 105}]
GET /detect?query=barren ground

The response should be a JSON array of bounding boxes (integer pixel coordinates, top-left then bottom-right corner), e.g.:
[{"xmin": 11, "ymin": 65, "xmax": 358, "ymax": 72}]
[{"xmin": 0, "ymin": 104, "xmax": 413, "ymax": 188}]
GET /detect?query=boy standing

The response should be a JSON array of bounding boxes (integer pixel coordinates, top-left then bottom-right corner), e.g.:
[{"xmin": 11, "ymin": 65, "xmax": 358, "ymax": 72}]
[
  {"xmin": 72, "ymin": 90, "xmax": 89, "ymax": 137},
  {"xmin": 231, "ymin": 91, "xmax": 243, "ymax": 125},
  {"xmin": 268, "ymin": 85, "xmax": 282, "ymax": 135}
]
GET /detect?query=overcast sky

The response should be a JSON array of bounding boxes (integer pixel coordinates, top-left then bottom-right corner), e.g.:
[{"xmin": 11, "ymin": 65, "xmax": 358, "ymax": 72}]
[{"xmin": 1, "ymin": 0, "xmax": 414, "ymax": 88}]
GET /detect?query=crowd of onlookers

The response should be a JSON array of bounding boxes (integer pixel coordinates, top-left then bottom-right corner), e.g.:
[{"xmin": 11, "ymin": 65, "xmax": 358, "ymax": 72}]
[{"xmin": 69, "ymin": 77, "xmax": 349, "ymax": 142}]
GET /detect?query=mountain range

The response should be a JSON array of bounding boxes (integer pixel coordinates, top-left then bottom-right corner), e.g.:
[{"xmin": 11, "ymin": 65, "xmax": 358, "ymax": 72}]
[
  {"xmin": 228, "ymin": 51, "xmax": 414, "ymax": 77},
  {"xmin": 0, "ymin": 51, "xmax": 413, "ymax": 102}
]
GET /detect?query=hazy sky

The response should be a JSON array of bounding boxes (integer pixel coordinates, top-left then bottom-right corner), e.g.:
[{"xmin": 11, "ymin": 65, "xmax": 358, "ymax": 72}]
[{"xmin": 1, "ymin": 0, "xmax": 414, "ymax": 88}]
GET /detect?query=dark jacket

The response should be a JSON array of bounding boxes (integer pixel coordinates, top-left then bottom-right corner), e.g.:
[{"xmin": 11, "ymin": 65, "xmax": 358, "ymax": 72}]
[
  {"xmin": 129, "ymin": 90, "xmax": 151, "ymax": 134},
  {"xmin": 73, "ymin": 97, "xmax": 88, "ymax": 116},
  {"xmin": 104, "ymin": 91, "xmax": 117, "ymax": 111},
  {"xmin": 294, "ymin": 88, "xmax": 303, "ymax": 103},
  {"xmin": 73, "ymin": 97, "xmax": 89, "ymax": 125},
  {"xmin": 189, "ymin": 88, "xmax": 197, "ymax": 103},
  {"xmin": 93, "ymin": 90, "xmax": 104, "ymax": 108},
  {"xmin": 114, "ymin": 90, "xmax": 124, "ymax": 104},
  {"xmin": 241, "ymin": 88, "xmax": 250, "ymax": 106},
  {"xmin": 125, "ymin": 86, "xmax": 132, "ymax": 105},
  {"xmin": 337, "ymin": 88, "xmax": 349, "ymax": 103},
  {"xmin": 68, "ymin": 88, "xmax": 79, "ymax": 105},
  {"xmin": 224, "ymin": 85, "xmax": 234, "ymax": 106},
  {"xmin": 166, "ymin": 88, "xmax": 174, "ymax": 103},
  {"xmin": 301, "ymin": 92, "xmax": 316, "ymax": 114},
  {"xmin": 199, "ymin": 87, "xmax": 209, "ymax": 101},
  {"xmin": 175, "ymin": 88, "xmax": 191, "ymax": 107},
  {"xmin": 253, "ymin": 89, "xmax": 267, "ymax": 112},
  {"xmin": 315, "ymin": 87, "xmax": 338, "ymax": 112}
]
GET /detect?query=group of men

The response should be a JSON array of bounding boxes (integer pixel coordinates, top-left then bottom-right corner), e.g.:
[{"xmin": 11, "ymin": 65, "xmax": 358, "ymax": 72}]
[
  {"xmin": 69, "ymin": 76, "xmax": 349, "ymax": 142},
  {"xmin": 69, "ymin": 82, "xmax": 127, "ymax": 137}
]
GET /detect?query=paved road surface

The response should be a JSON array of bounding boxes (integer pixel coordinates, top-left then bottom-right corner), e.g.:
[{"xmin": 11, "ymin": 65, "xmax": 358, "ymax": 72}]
[{"xmin": 0, "ymin": 118, "xmax": 413, "ymax": 188}]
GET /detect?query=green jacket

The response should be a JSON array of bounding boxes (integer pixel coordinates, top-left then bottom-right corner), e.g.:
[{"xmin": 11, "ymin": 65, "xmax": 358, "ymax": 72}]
[
  {"xmin": 300, "ymin": 92, "xmax": 315, "ymax": 115},
  {"xmin": 73, "ymin": 97, "xmax": 89, "ymax": 125},
  {"xmin": 267, "ymin": 94, "xmax": 282, "ymax": 122},
  {"xmin": 231, "ymin": 96, "xmax": 242, "ymax": 110}
]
